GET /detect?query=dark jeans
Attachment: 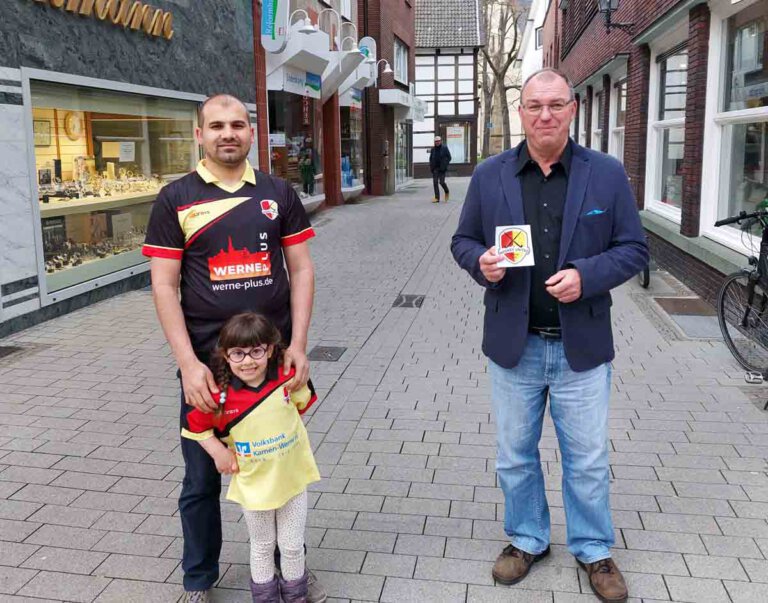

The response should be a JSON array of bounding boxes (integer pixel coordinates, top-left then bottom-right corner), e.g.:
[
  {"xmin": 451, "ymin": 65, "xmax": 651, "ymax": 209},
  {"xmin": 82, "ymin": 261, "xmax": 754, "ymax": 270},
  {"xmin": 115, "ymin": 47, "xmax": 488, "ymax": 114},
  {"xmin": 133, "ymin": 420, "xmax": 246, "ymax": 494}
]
[
  {"xmin": 178, "ymin": 387, "xmax": 305, "ymax": 591},
  {"xmin": 179, "ymin": 392, "xmax": 222, "ymax": 591},
  {"xmin": 432, "ymin": 170, "xmax": 449, "ymax": 199}
]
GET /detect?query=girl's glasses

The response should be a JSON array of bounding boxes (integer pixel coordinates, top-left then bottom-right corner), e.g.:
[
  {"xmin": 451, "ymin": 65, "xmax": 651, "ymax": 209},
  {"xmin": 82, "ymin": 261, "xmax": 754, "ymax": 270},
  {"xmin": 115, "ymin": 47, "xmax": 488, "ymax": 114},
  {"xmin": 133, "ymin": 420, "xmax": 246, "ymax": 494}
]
[{"xmin": 226, "ymin": 346, "xmax": 267, "ymax": 363}]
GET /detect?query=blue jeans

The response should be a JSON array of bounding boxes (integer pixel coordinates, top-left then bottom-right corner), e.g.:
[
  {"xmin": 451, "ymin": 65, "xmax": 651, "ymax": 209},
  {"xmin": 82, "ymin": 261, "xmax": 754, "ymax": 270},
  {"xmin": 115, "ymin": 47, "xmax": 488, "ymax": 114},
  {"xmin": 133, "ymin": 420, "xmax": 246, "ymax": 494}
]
[{"xmin": 489, "ymin": 334, "xmax": 614, "ymax": 563}]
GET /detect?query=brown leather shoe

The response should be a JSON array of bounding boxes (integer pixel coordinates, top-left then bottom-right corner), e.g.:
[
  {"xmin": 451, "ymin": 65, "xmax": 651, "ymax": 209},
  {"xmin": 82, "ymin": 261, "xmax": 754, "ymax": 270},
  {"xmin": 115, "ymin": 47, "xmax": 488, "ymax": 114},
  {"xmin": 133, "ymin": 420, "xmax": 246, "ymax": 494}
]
[
  {"xmin": 577, "ymin": 558, "xmax": 628, "ymax": 603},
  {"xmin": 492, "ymin": 544, "xmax": 550, "ymax": 585}
]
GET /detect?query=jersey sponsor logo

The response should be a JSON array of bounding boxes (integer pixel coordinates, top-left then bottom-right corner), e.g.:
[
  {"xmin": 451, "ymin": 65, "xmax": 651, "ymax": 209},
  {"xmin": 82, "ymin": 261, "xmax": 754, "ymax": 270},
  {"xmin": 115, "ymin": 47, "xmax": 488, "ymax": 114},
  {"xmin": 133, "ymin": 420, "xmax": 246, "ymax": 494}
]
[
  {"xmin": 235, "ymin": 441, "xmax": 252, "ymax": 457},
  {"xmin": 208, "ymin": 237, "xmax": 272, "ymax": 281},
  {"xmin": 178, "ymin": 196, "xmax": 252, "ymax": 243},
  {"xmin": 261, "ymin": 199, "xmax": 279, "ymax": 220}
]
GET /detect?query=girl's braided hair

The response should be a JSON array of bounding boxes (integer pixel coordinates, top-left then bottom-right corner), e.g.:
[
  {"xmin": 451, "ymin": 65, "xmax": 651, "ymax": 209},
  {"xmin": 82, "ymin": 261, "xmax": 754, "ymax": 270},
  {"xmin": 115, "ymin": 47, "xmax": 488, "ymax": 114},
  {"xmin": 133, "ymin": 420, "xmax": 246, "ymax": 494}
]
[{"xmin": 210, "ymin": 313, "xmax": 285, "ymax": 422}]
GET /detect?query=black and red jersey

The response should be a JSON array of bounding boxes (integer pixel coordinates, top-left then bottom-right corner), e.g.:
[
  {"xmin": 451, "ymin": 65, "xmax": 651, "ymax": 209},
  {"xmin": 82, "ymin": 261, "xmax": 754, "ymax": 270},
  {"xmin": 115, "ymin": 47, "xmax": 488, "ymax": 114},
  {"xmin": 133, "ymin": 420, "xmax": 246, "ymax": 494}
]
[{"xmin": 142, "ymin": 161, "xmax": 314, "ymax": 355}]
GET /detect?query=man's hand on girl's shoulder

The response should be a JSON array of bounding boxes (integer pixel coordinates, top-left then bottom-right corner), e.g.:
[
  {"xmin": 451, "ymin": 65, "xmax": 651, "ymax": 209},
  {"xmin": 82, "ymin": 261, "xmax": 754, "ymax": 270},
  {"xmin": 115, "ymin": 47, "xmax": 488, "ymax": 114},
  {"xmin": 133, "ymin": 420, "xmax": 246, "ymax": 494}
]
[
  {"xmin": 181, "ymin": 359, "xmax": 220, "ymax": 413},
  {"xmin": 283, "ymin": 345, "xmax": 310, "ymax": 392}
]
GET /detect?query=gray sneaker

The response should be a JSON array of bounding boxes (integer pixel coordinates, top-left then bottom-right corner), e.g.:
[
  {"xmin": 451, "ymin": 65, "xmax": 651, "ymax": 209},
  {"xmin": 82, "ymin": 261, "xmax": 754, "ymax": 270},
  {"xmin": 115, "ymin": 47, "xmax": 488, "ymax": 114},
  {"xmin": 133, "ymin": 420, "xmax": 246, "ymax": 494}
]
[
  {"xmin": 306, "ymin": 570, "xmax": 327, "ymax": 603},
  {"xmin": 183, "ymin": 591, "xmax": 210, "ymax": 603}
]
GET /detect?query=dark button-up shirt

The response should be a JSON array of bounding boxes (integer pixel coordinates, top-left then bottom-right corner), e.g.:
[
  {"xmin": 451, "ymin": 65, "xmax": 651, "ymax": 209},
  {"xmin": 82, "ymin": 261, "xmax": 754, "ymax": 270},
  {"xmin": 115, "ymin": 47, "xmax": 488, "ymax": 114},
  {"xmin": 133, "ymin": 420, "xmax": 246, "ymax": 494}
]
[{"xmin": 516, "ymin": 141, "xmax": 572, "ymax": 329}]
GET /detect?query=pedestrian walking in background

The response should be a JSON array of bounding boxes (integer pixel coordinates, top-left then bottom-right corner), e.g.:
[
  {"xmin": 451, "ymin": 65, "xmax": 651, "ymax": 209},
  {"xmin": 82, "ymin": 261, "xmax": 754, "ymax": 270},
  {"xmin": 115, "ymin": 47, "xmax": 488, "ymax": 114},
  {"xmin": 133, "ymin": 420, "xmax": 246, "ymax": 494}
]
[
  {"xmin": 182, "ymin": 313, "xmax": 320, "ymax": 603},
  {"xmin": 429, "ymin": 135, "xmax": 451, "ymax": 203},
  {"xmin": 299, "ymin": 137, "xmax": 316, "ymax": 196},
  {"xmin": 451, "ymin": 67, "xmax": 648, "ymax": 603},
  {"xmin": 142, "ymin": 94, "xmax": 325, "ymax": 603}
]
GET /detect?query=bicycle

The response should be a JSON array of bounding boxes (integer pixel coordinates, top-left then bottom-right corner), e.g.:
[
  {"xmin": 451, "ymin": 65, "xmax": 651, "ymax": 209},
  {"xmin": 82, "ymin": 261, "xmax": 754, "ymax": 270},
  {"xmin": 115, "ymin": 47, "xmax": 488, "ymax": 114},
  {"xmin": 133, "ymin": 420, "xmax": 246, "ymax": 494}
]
[{"xmin": 714, "ymin": 208, "xmax": 768, "ymax": 408}]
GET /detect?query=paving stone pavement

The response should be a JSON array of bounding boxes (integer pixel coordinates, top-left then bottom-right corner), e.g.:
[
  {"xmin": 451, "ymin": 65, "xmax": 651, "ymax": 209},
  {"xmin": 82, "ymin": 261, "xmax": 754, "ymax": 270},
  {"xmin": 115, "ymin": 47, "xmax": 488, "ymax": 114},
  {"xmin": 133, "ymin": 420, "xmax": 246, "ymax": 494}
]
[{"xmin": 1, "ymin": 178, "xmax": 767, "ymax": 602}]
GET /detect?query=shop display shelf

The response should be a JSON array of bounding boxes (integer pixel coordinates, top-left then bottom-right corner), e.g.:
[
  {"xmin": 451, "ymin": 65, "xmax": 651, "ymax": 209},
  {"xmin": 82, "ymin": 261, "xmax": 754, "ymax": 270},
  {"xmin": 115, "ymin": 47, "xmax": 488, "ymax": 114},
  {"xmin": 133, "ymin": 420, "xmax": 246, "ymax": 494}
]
[{"xmin": 39, "ymin": 191, "xmax": 159, "ymax": 218}]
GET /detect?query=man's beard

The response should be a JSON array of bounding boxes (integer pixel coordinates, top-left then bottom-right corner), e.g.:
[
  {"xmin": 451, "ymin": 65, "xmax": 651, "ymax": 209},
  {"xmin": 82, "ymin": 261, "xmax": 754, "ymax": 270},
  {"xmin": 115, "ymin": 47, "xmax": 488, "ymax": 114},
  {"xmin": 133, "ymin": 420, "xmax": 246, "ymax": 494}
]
[{"xmin": 213, "ymin": 145, "xmax": 249, "ymax": 165}]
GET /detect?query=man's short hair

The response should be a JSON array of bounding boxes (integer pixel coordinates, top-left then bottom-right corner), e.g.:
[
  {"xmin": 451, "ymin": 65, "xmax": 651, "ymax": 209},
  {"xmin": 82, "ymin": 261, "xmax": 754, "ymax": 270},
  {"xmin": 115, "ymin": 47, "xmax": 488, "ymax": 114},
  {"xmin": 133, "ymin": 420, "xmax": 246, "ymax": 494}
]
[
  {"xmin": 198, "ymin": 94, "xmax": 250, "ymax": 127},
  {"xmin": 521, "ymin": 68, "xmax": 575, "ymax": 103},
  {"xmin": 435, "ymin": 136, "xmax": 442, "ymax": 141}
]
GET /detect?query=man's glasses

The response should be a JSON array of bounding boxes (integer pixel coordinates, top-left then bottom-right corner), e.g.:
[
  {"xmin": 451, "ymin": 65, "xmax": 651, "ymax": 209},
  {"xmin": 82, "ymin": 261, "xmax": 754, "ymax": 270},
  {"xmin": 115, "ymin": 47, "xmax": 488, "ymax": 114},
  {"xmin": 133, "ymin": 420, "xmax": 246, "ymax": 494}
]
[
  {"xmin": 522, "ymin": 101, "xmax": 572, "ymax": 115},
  {"xmin": 226, "ymin": 346, "xmax": 268, "ymax": 363}
]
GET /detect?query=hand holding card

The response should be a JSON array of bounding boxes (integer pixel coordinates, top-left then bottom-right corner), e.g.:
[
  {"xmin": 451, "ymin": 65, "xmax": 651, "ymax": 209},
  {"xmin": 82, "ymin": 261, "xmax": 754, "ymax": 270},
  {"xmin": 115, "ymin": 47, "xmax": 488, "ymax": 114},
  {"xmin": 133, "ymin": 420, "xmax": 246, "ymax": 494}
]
[{"xmin": 495, "ymin": 225, "xmax": 536, "ymax": 268}]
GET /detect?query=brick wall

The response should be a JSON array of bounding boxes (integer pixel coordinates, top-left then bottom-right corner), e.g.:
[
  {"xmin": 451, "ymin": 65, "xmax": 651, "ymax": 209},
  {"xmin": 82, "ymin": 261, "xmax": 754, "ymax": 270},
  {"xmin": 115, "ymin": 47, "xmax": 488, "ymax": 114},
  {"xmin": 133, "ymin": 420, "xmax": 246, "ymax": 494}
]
[
  {"xmin": 680, "ymin": 3, "xmax": 710, "ymax": 237},
  {"xmin": 359, "ymin": 0, "xmax": 415, "ymax": 195},
  {"xmin": 556, "ymin": 0, "xmax": 684, "ymax": 86},
  {"xmin": 625, "ymin": 43, "xmax": 650, "ymax": 208},
  {"xmin": 648, "ymin": 231, "xmax": 725, "ymax": 307},
  {"xmin": 601, "ymin": 73, "xmax": 611, "ymax": 154}
]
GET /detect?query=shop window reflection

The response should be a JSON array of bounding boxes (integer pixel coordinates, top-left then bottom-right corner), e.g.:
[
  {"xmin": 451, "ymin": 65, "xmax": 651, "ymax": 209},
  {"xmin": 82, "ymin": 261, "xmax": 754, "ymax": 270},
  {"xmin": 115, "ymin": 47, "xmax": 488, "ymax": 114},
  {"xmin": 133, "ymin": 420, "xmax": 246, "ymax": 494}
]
[{"xmin": 31, "ymin": 81, "xmax": 197, "ymax": 292}]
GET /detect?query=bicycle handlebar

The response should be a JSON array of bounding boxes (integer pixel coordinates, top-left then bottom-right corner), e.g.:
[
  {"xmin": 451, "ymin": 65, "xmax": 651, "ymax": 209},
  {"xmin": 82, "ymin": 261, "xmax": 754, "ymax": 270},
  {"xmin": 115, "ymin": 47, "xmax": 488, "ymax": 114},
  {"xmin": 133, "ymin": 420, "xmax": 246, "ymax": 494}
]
[{"xmin": 715, "ymin": 209, "xmax": 767, "ymax": 228}]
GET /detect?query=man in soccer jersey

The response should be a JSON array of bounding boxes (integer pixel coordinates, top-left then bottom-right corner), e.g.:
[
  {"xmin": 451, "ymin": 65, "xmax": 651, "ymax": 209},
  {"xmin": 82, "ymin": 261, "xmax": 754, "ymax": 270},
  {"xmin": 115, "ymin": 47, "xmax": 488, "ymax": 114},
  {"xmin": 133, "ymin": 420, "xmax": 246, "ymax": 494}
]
[{"xmin": 142, "ymin": 95, "xmax": 325, "ymax": 603}]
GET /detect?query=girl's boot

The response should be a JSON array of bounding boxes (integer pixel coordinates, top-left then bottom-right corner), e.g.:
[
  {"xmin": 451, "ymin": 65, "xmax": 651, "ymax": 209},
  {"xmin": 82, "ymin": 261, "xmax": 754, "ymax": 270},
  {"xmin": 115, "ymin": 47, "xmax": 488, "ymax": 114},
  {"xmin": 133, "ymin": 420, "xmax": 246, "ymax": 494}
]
[
  {"xmin": 278, "ymin": 571, "xmax": 309, "ymax": 603},
  {"xmin": 250, "ymin": 575, "xmax": 279, "ymax": 603}
]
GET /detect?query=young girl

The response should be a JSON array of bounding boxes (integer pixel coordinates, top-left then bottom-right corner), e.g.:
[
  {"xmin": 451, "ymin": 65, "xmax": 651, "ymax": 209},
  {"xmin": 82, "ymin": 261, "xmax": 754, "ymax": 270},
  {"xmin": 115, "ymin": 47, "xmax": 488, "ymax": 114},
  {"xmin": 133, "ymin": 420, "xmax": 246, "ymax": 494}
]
[{"xmin": 181, "ymin": 313, "xmax": 320, "ymax": 603}]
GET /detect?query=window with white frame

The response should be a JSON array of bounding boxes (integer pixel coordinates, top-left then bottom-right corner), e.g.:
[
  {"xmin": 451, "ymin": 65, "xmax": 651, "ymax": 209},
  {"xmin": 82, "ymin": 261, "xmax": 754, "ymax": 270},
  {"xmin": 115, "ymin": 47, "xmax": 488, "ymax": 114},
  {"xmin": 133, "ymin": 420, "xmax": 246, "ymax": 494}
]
[
  {"xmin": 592, "ymin": 89, "xmax": 604, "ymax": 151},
  {"xmin": 340, "ymin": 0, "xmax": 352, "ymax": 20},
  {"xmin": 611, "ymin": 79, "xmax": 627, "ymax": 162},
  {"xmin": 716, "ymin": 0, "xmax": 768, "ymax": 233},
  {"xmin": 394, "ymin": 37, "xmax": 409, "ymax": 85},
  {"xmin": 649, "ymin": 44, "xmax": 688, "ymax": 214},
  {"xmin": 579, "ymin": 97, "xmax": 587, "ymax": 145},
  {"xmin": 535, "ymin": 27, "xmax": 543, "ymax": 50}
]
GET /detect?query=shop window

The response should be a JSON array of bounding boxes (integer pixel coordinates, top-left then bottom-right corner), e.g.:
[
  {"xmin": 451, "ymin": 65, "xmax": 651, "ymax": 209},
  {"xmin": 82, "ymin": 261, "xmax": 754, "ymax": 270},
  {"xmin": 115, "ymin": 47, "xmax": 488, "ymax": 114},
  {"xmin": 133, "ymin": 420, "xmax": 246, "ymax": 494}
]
[
  {"xmin": 31, "ymin": 81, "xmax": 197, "ymax": 293},
  {"xmin": 394, "ymin": 37, "xmax": 409, "ymax": 85},
  {"xmin": 647, "ymin": 45, "xmax": 687, "ymax": 217},
  {"xmin": 340, "ymin": 102, "xmax": 363, "ymax": 189},
  {"xmin": 611, "ymin": 79, "xmax": 627, "ymax": 162},
  {"xmin": 268, "ymin": 91, "xmax": 323, "ymax": 199},
  {"xmin": 717, "ymin": 0, "xmax": 768, "ymax": 230},
  {"xmin": 724, "ymin": 0, "xmax": 767, "ymax": 112},
  {"xmin": 659, "ymin": 47, "xmax": 688, "ymax": 120},
  {"xmin": 592, "ymin": 89, "xmax": 603, "ymax": 151},
  {"xmin": 440, "ymin": 122, "xmax": 471, "ymax": 164},
  {"xmin": 395, "ymin": 121, "xmax": 413, "ymax": 185},
  {"xmin": 340, "ymin": 0, "xmax": 352, "ymax": 20}
]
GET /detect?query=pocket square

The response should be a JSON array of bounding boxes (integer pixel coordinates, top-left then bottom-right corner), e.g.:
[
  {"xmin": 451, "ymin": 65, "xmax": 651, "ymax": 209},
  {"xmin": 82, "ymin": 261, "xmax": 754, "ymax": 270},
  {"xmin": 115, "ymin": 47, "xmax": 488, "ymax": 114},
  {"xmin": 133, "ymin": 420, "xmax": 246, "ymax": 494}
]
[{"xmin": 584, "ymin": 208, "xmax": 606, "ymax": 216}]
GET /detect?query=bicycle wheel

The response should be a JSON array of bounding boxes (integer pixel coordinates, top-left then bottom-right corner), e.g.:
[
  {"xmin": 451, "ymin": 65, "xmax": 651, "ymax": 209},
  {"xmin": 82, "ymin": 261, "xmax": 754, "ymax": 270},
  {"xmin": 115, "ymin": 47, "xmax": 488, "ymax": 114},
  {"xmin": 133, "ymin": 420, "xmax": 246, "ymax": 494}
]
[{"xmin": 717, "ymin": 271, "xmax": 768, "ymax": 373}]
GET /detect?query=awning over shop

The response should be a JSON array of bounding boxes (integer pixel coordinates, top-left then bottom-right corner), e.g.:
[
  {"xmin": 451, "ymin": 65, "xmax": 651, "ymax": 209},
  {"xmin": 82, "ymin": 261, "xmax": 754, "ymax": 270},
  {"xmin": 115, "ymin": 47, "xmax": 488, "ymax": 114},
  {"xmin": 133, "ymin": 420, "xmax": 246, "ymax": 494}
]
[
  {"xmin": 321, "ymin": 50, "xmax": 366, "ymax": 102},
  {"xmin": 265, "ymin": 22, "xmax": 331, "ymax": 97}
]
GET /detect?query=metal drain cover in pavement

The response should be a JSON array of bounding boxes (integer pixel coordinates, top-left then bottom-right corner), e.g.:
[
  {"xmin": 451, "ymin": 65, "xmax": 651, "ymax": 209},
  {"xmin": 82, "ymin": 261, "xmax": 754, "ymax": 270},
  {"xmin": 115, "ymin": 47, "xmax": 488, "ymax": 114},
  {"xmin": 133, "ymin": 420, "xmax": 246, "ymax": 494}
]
[
  {"xmin": 0, "ymin": 346, "xmax": 23, "ymax": 359},
  {"xmin": 393, "ymin": 294, "xmax": 425, "ymax": 308},
  {"xmin": 308, "ymin": 346, "xmax": 347, "ymax": 362}
]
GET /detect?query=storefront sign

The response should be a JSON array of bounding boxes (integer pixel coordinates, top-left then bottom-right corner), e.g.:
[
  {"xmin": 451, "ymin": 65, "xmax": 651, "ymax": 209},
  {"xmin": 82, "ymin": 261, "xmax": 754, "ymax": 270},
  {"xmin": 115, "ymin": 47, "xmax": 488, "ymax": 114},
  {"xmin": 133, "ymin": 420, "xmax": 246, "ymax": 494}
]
[
  {"xmin": 261, "ymin": 0, "xmax": 289, "ymax": 54},
  {"xmin": 31, "ymin": 0, "xmax": 175, "ymax": 40},
  {"xmin": 283, "ymin": 66, "xmax": 322, "ymax": 99},
  {"xmin": 302, "ymin": 97, "xmax": 311, "ymax": 126},
  {"xmin": 269, "ymin": 132, "xmax": 286, "ymax": 147}
]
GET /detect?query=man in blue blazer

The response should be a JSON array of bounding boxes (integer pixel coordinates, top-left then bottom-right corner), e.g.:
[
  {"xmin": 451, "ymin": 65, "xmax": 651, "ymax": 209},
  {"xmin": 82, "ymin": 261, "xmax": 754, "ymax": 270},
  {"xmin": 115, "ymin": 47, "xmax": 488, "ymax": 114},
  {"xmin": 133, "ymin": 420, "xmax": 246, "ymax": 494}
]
[{"xmin": 452, "ymin": 68, "xmax": 647, "ymax": 603}]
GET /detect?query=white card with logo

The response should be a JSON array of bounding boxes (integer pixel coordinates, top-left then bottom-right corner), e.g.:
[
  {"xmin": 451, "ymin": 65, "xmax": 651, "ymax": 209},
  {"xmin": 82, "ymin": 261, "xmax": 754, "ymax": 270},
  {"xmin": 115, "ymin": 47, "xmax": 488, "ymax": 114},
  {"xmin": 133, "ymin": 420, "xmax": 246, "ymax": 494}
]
[{"xmin": 495, "ymin": 225, "xmax": 536, "ymax": 268}]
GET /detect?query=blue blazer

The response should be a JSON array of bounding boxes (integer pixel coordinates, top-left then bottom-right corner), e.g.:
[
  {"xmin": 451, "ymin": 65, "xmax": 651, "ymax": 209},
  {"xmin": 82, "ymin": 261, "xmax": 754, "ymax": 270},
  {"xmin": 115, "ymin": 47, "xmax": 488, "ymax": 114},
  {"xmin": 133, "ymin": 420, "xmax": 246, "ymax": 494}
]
[{"xmin": 451, "ymin": 141, "xmax": 648, "ymax": 372}]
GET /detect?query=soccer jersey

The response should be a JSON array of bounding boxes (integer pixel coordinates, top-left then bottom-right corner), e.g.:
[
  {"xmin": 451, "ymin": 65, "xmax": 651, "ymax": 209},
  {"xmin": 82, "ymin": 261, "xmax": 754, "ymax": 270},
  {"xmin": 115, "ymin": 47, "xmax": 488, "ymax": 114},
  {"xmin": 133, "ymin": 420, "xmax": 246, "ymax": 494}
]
[
  {"xmin": 181, "ymin": 367, "xmax": 320, "ymax": 511},
  {"xmin": 142, "ymin": 161, "xmax": 315, "ymax": 355}
]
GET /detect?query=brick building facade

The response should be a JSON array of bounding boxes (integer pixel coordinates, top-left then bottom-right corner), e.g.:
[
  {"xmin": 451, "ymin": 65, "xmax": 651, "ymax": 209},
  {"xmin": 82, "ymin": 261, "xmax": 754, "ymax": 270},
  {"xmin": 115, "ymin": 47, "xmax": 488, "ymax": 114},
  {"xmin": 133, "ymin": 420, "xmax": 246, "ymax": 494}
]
[
  {"xmin": 359, "ymin": 0, "xmax": 417, "ymax": 195},
  {"xmin": 542, "ymin": 0, "xmax": 768, "ymax": 307}
]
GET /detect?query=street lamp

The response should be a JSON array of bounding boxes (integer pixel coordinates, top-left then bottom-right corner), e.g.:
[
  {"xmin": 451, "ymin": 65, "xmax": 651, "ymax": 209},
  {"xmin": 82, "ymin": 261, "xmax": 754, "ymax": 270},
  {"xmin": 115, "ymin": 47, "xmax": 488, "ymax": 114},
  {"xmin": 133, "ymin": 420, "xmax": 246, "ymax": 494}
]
[
  {"xmin": 374, "ymin": 59, "xmax": 393, "ymax": 88},
  {"xmin": 340, "ymin": 36, "xmax": 359, "ymax": 52},
  {"xmin": 597, "ymin": 0, "xmax": 634, "ymax": 33},
  {"xmin": 288, "ymin": 9, "xmax": 318, "ymax": 35}
]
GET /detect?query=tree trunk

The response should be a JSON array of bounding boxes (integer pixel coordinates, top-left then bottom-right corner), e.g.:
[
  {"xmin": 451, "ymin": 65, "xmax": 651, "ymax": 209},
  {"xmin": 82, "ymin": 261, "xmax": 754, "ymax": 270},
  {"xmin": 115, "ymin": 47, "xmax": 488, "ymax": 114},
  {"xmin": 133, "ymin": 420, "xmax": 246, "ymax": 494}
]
[{"xmin": 497, "ymin": 77, "xmax": 510, "ymax": 151}]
